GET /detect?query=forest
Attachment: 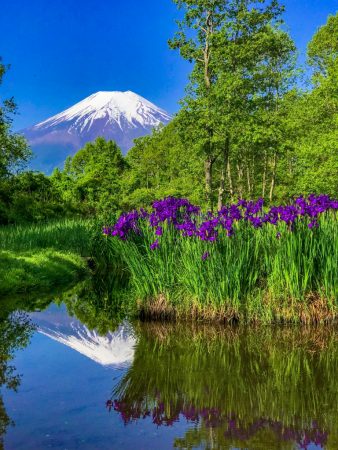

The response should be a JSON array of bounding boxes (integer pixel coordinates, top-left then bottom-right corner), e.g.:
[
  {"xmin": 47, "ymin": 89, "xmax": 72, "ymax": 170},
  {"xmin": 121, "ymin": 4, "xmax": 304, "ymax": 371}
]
[{"xmin": 0, "ymin": 3, "xmax": 337, "ymax": 224}]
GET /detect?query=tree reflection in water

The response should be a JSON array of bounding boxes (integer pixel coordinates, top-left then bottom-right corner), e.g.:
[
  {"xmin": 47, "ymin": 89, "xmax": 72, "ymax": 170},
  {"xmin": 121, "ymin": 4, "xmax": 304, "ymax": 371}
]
[
  {"xmin": 0, "ymin": 311, "xmax": 34, "ymax": 449},
  {"xmin": 109, "ymin": 323, "xmax": 338, "ymax": 449}
]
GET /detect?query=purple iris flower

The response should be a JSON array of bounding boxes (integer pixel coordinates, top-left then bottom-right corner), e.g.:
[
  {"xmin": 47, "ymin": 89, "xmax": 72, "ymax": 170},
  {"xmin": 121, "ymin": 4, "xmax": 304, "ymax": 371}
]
[
  {"xmin": 150, "ymin": 239, "xmax": 160, "ymax": 251},
  {"xmin": 106, "ymin": 194, "xmax": 337, "ymax": 244},
  {"xmin": 308, "ymin": 220, "xmax": 319, "ymax": 229},
  {"xmin": 202, "ymin": 251, "xmax": 210, "ymax": 261},
  {"xmin": 155, "ymin": 226, "xmax": 163, "ymax": 236}
]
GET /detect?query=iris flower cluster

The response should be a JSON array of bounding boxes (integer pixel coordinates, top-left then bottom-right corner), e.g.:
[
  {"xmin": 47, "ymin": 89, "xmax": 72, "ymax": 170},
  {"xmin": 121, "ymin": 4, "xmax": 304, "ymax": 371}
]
[{"xmin": 103, "ymin": 195, "xmax": 338, "ymax": 255}]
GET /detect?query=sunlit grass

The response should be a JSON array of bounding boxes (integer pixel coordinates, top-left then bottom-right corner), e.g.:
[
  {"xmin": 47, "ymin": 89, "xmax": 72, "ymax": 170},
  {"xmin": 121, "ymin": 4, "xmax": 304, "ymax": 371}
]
[
  {"xmin": 0, "ymin": 219, "xmax": 93, "ymax": 296},
  {"xmin": 0, "ymin": 219, "xmax": 92, "ymax": 255}
]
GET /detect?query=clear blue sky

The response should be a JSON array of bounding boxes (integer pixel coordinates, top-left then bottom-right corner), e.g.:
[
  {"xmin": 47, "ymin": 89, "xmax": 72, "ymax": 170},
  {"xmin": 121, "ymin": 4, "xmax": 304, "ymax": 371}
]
[{"xmin": 1, "ymin": 0, "xmax": 337, "ymax": 131}]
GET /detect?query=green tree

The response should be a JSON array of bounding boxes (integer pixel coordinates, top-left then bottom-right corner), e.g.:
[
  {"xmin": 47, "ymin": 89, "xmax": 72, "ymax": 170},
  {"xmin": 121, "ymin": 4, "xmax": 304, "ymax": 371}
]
[
  {"xmin": 0, "ymin": 312, "xmax": 34, "ymax": 448},
  {"xmin": 169, "ymin": 0, "xmax": 296, "ymax": 207},
  {"xmin": 307, "ymin": 13, "xmax": 338, "ymax": 78},
  {"xmin": 0, "ymin": 171, "xmax": 67, "ymax": 224},
  {"xmin": 169, "ymin": 0, "xmax": 229, "ymax": 209},
  {"xmin": 54, "ymin": 137, "xmax": 126, "ymax": 215},
  {"xmin": 122, "ymin": 121, "xmax": 203, "ymax": 208},
  {"xmin": 0, "ymin": 59, "xmax": 31, "ymax": 177},
  {"xmin": 289, "ymin": 13, "xmax": 338, "ymax": 196}
]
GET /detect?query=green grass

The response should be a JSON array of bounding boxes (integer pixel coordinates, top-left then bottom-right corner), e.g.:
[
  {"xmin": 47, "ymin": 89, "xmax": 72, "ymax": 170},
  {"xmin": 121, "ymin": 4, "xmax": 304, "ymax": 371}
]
[
  {"xmin": 0, "ymin": 250, "xmax": 87, "ymax": 296},
  {"xmin": 104, "ymin": 212, "xmax": 338, "ymax": 323},
  {"xmin": 0, "ymin": 219, "xmax": 92, "ymax": 255},
  {"xmin": 0, "ymin": 219, "xmax": 93, "ymax": 296}
]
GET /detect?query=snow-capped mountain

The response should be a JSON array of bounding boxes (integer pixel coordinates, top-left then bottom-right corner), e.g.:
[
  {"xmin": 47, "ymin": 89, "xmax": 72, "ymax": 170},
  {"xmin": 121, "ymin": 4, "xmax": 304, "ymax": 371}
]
[
  {"xmin": 22, "ymin": 90, "xmax": 171, "ymax": 173},
  {"xmin": 30, "ymin": 305, "xmax": 136, "ymax": 367}
]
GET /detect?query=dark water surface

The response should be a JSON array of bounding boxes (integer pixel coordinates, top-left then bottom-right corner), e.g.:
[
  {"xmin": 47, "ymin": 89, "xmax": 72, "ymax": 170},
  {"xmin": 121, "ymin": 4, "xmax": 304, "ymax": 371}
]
[{"xmin": 1, "ymin": 287, "xmax": 338, "ymax": 449}]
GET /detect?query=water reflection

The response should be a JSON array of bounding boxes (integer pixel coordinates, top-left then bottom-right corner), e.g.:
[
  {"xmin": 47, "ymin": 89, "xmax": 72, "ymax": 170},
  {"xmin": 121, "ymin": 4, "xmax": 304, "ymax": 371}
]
[
  {"xmin": 3, "ymin": 283, "xmax": 338, "ymax": 449},
  {"xmin": 110, "ymin": 323, "xmax": 338, "ymax": 449},
  {"xmin": 0, "ymin": 311, "xmax": 34, "ymax": 450},
  {"xmin": 31, "ymin": 305, "xmax": 136, "ymax": 367}
]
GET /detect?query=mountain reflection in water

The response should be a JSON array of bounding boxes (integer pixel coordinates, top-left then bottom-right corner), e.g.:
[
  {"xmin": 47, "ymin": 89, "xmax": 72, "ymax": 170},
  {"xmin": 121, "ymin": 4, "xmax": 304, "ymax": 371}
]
[
  {"xmin": 2, "ymin": 289, "xmax": 338, "ymax": 449},
  {"xmin": 31, "ymin": 305, "xmax": 136, "ymax": 367}
]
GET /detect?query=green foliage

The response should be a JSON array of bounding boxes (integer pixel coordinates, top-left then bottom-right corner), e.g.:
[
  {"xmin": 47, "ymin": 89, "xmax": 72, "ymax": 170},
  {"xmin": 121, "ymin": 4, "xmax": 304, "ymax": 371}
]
[
  {"xmin": 0, "ymin": 171, "xmax": 71, "ymax": 224},
  {"xmin": 0, "ymin": 311, "xmax": 34, "ymax": 447},
  {"xmin": 54, "ymin": 276, "xmax": 132, "ymax": 335},
  {"xmin": 122, "ymin": 122, "xmax": 204, "ymax": 208},
  {"xmin": 308, "ymin": 12, "xmax": 338, "ymax": 76},
  {"xmin": 0, "ymin": 60, "xmax": 62, "ymax": 225},
  {"xmin": 53, "ymin": 137, "xmax": 127, "ymax": 215},
  {"xmin": 288, "ymin": 13, "xmax": 338, "ymax": 197},
  {"xmin": 168, "ymin": 0, "xmax": 297, "ymax": 208},
  {"xmin": 0, "ymin": 59, "xmax": 31, "ymax": 177}
]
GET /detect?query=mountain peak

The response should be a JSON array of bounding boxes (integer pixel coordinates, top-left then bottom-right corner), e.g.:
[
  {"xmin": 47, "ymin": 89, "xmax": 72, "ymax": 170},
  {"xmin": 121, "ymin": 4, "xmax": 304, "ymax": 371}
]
[{"xmin": 22, "ymin": 90, "xmax": 172, "ymax": 173}]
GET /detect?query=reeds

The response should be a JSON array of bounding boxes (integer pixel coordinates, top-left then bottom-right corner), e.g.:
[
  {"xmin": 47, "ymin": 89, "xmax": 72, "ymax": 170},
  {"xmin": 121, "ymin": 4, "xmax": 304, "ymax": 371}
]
[{"xmin": 103, "ymin": 197, "xmax": 338, "ymax": 323}]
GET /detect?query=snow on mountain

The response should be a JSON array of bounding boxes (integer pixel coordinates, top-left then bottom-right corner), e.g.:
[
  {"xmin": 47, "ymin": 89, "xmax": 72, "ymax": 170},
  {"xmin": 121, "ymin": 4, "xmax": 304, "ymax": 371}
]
[
  {"xmin": 22, "ymin": 90, "xmax": 172, "ymax": 173},
  {"xmin": 30, "ymin": 305, "xmax": 136, "ymax": 367}
]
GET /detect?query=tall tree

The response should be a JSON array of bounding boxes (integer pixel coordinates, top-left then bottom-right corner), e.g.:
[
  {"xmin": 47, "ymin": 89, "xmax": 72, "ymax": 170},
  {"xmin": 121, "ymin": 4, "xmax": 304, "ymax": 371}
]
[
  {"xmin": 289, "ymin": 13, "xmax": 338, "ymax": 196},
  {"xmin": 169, "ymin": 0, "xmax": 228, "ymax": 209},
  {"xmin": 212, "ymin": 1, "xmax": 295, "ymax": 205},
  {"xmin": 169, "ymin": 0, "xmax": 296, "ymax": 207}
]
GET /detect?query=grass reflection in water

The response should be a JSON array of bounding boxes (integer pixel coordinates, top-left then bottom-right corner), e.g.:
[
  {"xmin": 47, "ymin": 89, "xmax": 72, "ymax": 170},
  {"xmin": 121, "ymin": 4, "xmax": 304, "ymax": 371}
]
[{"xmin": 109, "ymin": 323, "xmax": 338, "ymax": 449}]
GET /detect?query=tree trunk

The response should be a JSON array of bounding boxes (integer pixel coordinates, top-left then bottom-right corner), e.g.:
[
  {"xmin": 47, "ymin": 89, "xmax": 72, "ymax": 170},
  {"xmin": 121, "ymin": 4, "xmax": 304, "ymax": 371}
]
[
  {"xmin": 217, "ymin": 137, "xmax": 231, "ymax": 210},
  {"xmin": 262, "ymin": 149, "xmax": 267, "ymax": 198},
  {"xmin": 203, "ymin": 10, "xmax": 212, "ymax": 90},
  {"xmin": 269, "ymin": 151, "xmax": 277, "ymax": 202},
  {"xmin": 237, "ymin": 163, "xmax": 243, "ymax": 198},
  {"xmin": 217, "ymin": 167, "xmax": 225, "ymax": 211},
  {"xmin": 205, "ymin": 158, "xmax": 213, "ymax": 211},
  {"xmin": 250, "ymin": 155, "xmax": 255, "ymax": 197},
  {"xmin": 227, "ymin": 156, "xmax": 234, "ymax": 200},
  {"xmin": 246, "ymin": 165, "xmax": 252, "ymax": 196},
  {"xmin": 204, "ymin": 51, "xmax": 211, "ymax": 89}
]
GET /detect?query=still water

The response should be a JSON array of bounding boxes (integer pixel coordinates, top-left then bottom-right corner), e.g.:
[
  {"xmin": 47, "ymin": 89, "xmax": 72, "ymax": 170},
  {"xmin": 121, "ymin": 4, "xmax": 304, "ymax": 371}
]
[{"xmin": 1, "ymin": 286, "xmax": 338, "ymax": 449}]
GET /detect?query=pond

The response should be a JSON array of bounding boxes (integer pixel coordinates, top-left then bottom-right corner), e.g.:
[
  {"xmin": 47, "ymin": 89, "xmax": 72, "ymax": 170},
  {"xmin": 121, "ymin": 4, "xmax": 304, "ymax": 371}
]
[{"xmin": 1, "ymin": 283, "xmax": 338, "ymax": 449}]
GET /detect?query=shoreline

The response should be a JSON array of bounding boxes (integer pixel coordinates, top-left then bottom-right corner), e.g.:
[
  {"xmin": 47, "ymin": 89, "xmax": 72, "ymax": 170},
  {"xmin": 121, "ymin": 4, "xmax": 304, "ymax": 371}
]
[{"xmin": 135, "ymin": 293, "xmax": 338, "ymax": 325}]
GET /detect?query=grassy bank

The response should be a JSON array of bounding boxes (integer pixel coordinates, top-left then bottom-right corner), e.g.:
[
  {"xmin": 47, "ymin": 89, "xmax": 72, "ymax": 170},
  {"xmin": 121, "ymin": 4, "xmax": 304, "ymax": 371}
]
[
  {"xmin": 103, "ymin": 196, "xmax": 338, "ymax": 323},
  {"xmin": 0, "ymin": 220, "xmax": 92, "ymax": 296}
]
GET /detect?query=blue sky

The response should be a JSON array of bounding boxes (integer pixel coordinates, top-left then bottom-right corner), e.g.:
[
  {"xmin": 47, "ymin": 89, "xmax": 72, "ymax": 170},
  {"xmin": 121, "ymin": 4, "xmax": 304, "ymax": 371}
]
[{"xmin": 1, "ymin": 0, "xmax": 337, "ymax": 131}]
